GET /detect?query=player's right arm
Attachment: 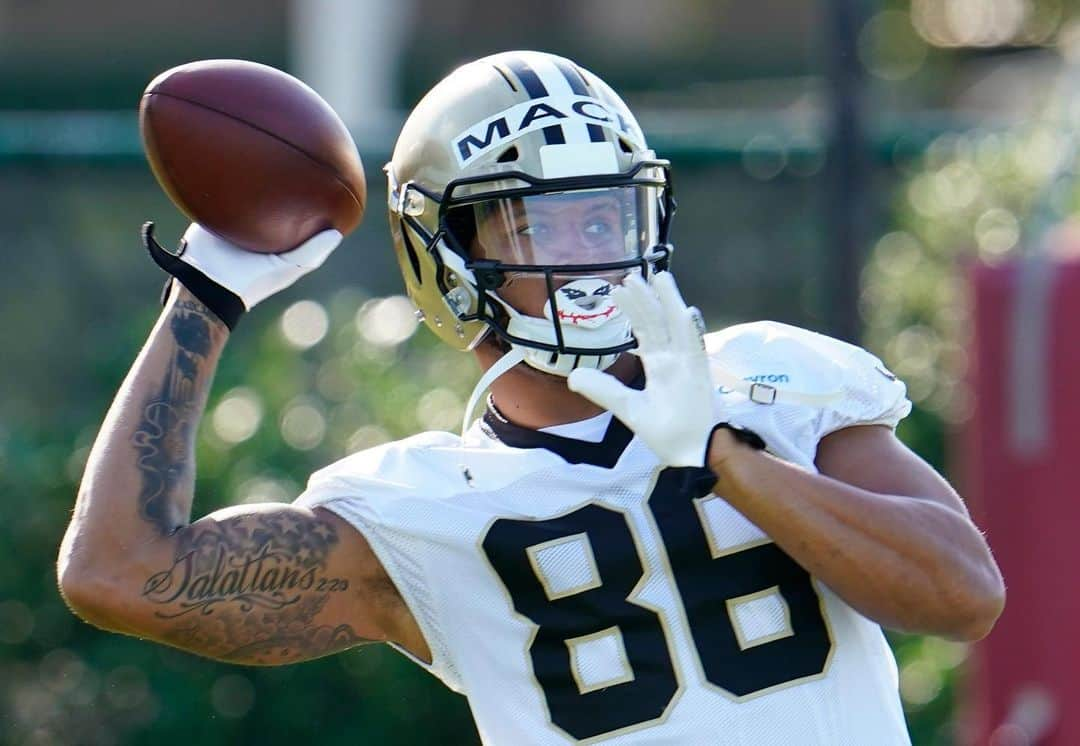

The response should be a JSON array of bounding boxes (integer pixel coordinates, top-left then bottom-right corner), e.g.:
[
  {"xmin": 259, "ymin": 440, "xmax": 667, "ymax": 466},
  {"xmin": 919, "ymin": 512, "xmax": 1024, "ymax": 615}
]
[{"xmin": 57, "ymin": 282, "xmax": 426, "ymax": 665}]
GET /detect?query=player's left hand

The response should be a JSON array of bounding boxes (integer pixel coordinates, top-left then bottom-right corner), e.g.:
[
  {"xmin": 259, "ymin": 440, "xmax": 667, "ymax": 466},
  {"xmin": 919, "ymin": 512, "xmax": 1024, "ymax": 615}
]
[{"xmin": 567, "ymin": 271, "xmax": 718, "ymax": 467}]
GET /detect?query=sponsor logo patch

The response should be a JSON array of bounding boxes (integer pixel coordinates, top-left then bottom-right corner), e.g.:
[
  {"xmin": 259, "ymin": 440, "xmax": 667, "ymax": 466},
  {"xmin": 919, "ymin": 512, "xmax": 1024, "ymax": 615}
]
[{"xmin": 743, "ymin": 373, "xmax": 791, "ymax": 384}]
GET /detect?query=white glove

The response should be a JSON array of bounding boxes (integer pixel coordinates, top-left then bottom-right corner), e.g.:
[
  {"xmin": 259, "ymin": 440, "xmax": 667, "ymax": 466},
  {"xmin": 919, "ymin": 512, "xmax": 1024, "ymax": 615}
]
[
  {"xmin": 178, "ymin": 223, "xmax": 341, "ymax": 308},
  {"xmin": 143, "ymin": 222, "xmax": 341, "ymax": 329},
  {"xmin": 567, "ymin": 271, "xmax": 716, "ymax": 467}
]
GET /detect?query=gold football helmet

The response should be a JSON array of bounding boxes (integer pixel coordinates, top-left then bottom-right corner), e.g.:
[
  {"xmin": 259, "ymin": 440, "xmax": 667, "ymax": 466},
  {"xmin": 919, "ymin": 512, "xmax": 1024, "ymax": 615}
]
[{"xmin": 386, "ymin": 50, "xmax": 675, "ymax": 376}]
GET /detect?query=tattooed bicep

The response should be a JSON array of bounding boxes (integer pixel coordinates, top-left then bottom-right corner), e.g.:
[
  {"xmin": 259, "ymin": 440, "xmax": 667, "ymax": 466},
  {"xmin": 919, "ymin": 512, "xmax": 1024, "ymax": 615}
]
[{"xmin": 136, "ymin": 506, "xmax": 401, "ymax": 665}]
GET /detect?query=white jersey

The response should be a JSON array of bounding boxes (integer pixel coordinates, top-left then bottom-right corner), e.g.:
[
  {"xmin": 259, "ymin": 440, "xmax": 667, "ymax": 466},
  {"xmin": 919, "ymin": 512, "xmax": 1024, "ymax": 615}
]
[{"xmin": 295, "ymin": 321, "xmax": 913, "ymax": 745}]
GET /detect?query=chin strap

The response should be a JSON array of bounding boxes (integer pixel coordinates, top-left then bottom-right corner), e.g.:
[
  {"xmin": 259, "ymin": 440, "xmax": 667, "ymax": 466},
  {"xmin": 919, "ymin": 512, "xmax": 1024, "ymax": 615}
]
[{"xmin": 461, "ymin": 346, "xmax": 527, "ymax": 439}]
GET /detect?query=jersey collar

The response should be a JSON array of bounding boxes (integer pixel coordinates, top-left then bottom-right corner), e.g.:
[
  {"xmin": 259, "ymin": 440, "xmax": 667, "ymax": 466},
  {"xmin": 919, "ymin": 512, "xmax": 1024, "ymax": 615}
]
[{"xmin": 480, "ymin": 373, "xmax": 644, "ymax": 468}]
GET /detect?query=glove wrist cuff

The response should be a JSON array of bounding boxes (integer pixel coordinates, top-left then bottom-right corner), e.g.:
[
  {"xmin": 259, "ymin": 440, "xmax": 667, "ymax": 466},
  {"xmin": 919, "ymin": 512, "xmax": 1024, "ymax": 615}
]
[
  {"xmin": 708, "ymin": 422, "xmax": 767, "ymax": 453},
  {"xmin": 143, "ymin": 222, "xmax": 245, "ymax": 330},
  {"xmin": 695, "ymin": 422, "xmax": 767, "ymax": 493}
]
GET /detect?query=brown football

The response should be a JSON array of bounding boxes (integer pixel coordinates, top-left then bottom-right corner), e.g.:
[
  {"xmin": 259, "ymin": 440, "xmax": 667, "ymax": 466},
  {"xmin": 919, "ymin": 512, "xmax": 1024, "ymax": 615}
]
[{"xmin": 139, "ymin": 59, "xmax": 366, "ymax": 253}]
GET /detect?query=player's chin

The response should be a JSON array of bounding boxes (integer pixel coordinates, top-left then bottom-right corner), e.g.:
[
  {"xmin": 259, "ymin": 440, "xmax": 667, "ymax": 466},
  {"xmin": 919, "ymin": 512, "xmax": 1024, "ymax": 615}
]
[{"xmin": 512, "ymin": 358, "xmax": 570, "ymax": 383}]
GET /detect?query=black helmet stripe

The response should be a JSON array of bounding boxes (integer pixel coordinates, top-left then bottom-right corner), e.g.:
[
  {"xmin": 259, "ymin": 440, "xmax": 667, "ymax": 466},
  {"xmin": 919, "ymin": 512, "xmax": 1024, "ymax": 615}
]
[
  {"xmin": 544, "ymin": 126, "xmax": 566, "ymax": 144},
  {"xmin": 503, "ymin": 56, "xmax": 548, "ymax": 98},
  {"xmin": 541, "ymin": 125, "xmax": 564, "ymax": 146},
  {"xmin": 550, "ymin": 58, "xmax": 606, "ymax": 143},
  {"xmin": 502, "ymin": 55, "xmax": 566, "ymax": 146},
  {"xmin": 552, "ymin": 58, "xmax": 589, "ymax": 95}
]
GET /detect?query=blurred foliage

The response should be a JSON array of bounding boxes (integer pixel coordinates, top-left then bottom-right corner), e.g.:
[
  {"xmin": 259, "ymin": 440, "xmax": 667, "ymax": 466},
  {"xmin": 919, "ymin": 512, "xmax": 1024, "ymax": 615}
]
[
  {"xmin": 0, "ymin": 162, "xmax": 973, "ymax": 745},
  {"xmin": 863, "ymin": 119, "xmax": 1077, "ymax": 428},
  {"xmin": 1, "ymin": 291, "xmax": 484, "ymax": 745},
  {"xmin": 862, "ymin": 46, "xmax": 1080, "ymax": 746},
  {"xmin": 14, "ymin": 1, "xmax": 1080, "ymax": 738},
  {"xmin": 4, "ymin": 269, "xmax": 972, "ymax": 745}
]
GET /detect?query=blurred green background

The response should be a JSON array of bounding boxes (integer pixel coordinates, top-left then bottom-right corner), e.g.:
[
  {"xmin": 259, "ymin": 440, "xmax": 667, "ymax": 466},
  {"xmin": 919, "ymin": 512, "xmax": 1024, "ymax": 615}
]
[{"xmin": 2, "ymin": 0, "xmax": 1074, "ymax": 743}]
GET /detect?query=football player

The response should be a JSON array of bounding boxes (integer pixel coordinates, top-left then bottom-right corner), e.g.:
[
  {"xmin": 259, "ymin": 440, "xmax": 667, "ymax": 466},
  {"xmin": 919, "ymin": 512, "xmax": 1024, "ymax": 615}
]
[{"xmin": 59, "ymin": 51, "xmax": 1004, "ymax": 744}]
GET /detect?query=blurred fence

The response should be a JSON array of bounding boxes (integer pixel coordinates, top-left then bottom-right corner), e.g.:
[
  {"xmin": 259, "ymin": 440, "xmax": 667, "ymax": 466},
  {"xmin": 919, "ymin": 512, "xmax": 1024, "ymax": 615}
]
[{"xmin": 0, "ymin": 107, "xmax": 983, "ymax": 425}]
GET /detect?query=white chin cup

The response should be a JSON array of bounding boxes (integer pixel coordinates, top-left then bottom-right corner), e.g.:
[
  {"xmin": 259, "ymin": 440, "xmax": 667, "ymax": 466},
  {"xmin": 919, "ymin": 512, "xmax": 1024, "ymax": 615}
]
[{"xmin": 503, "ymin": 277, "xmax": 631, "ymax": 377}]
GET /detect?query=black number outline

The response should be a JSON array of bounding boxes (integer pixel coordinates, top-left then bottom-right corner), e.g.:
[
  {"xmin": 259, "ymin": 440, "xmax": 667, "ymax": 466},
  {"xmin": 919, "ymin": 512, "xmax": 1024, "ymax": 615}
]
[
  {"xmin": 481, "ymin": 467, "xmax": 835, "ymax": 740},
  {"xmin": 647, "ymin": 469, "xmax": 835, "ymax": 700},
  {"xmin": 481, "ymin": 500, "xmax": 685, "ymax": 742}
]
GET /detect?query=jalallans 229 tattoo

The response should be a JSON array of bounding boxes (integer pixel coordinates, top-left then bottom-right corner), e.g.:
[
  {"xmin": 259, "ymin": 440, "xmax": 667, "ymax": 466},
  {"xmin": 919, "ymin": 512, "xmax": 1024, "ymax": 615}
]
[{"xmin": 142, "ymin": 512, "xmax": 362, "ymax": 663}]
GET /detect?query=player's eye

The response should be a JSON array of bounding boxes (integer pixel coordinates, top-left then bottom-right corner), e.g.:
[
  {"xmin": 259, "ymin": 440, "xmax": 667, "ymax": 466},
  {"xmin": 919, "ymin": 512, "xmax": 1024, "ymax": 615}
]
[
  {"xmin": 582, "ymin": 218, "xmax": 622, "ymax": 251},
  {"xmin": 583, "ymin": 219, "xmax": 614, "ymax": 236},
  {"xmin": 516, "ymin": 222, "xmax": 549, "ymax": 238}
]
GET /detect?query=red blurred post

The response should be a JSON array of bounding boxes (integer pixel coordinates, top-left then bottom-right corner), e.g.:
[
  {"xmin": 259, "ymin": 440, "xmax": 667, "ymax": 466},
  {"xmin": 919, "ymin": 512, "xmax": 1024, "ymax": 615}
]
[{"xmin": 963, "ymin": 253, "xmax": 1080, "ymax": 744}]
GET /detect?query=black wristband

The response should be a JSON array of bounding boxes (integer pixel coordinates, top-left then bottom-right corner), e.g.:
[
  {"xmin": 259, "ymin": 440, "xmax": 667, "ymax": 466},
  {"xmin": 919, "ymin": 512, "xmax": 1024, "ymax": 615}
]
[
  {"xmin": 142, "ymin": 222, "xmax": 246, "ymax": 330},
  {"xmin": 709, "ymin": 422, "xmax": 767, "ymax": 451},
  {"xmin": 693, "ymin": 422, "xmax": 767, "ymax": 495}
]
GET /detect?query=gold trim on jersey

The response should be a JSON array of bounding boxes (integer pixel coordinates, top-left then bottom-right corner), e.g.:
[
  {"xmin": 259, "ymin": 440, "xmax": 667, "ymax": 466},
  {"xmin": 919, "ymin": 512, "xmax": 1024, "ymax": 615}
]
[
  {"xmin": 565, "ymin": 625, "xmax": 635, "ymax": 694},
  {"xmin": 526, "ymin": 531, "xmax": 603, "ymax": 601},
  {"xmin": 716, "ymin": 580, "xmax": 838, "ymax": 704},
  {"xmin": 725, "ymin": 585, "xmax": 794, "ymax": 651},
  {"xmin": 693, "ymin": 494, "xmax": 770, "ymax": 559}
]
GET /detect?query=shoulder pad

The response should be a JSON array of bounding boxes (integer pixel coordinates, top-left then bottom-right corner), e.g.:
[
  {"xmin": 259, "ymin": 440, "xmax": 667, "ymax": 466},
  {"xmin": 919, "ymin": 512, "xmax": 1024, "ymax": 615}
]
[
  {"xmin": 705, "ymin": 320, "xmax": 911, "ymax": 429},
  {"xmin": 705, "ymin": 321, "xmax": 848, "ymax": 405}
]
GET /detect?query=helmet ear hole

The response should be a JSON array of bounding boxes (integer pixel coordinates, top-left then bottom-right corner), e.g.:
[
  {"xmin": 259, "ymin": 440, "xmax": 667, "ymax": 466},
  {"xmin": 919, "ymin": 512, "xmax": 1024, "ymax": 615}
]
[
  {"xmin": 618, "ymin": 138, "xmax": 634, "ymax": 154},
  {"xmin": 496, "ymin": 146, "xmax": 519, "ymax": 163}
]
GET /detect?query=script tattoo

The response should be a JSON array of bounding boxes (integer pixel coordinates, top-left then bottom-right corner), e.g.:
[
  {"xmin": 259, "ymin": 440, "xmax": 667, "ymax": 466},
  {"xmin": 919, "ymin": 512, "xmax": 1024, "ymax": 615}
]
[
  {"xmin": 143, "ymin": 512, "xmax": 366, "ymax": 663},
  {"xmin": 131, "ymin": 300, "xmax": 213, "ymax": 535},
  {"xmin": 130, "ymin": 299, "xmax": 370, "ymax": 662}
]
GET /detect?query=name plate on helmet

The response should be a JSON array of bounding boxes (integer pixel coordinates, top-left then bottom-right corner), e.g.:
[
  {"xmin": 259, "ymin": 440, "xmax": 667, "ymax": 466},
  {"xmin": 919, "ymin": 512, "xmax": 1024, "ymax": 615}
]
[{"xmin": 452, "ymin": 95, "xmax": 642, "ymax": 167}]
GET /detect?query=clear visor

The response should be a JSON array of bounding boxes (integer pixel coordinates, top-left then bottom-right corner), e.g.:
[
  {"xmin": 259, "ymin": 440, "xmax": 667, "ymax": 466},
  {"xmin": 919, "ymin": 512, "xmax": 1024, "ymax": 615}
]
[{"xmin": 448, "ymin": 185, "xmax": 662, "ymax": 268}]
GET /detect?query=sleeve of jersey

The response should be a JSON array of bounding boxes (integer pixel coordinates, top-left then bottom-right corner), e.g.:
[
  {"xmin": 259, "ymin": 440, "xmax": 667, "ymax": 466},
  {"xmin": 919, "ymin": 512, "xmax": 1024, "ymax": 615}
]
[
  {"xmin": 818, "ymin": 335, "xmax": 912, "ymax": 435},
  {"xmin": 292, "ymin": 435, "xmax": 465, "ymax": 693}
]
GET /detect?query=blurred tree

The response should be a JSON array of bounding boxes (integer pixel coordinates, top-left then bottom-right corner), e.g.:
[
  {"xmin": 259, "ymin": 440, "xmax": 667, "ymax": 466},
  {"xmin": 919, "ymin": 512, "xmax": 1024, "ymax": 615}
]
[
  {"xmin": 12, "ymin": 3, "xmax": 1080, "ymax": 740},
  {"xmin": 1, "ymin": 290, "xmax": 485, "ymax": 744},
  {"xmin": 862, "ymin": 37, "xmax": 1080, "ymax": 746}
]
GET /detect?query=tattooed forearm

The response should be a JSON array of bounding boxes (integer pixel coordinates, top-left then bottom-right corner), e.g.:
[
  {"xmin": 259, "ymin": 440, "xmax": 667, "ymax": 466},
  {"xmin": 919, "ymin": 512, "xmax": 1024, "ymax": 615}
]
[
  {"xmin": 81, "ymin": 291, "xmax": 373, "ymax": 664},
  {"xmin": 142, "ymin": 512, "xmax": 368, "ymax": 664},
  {"xmin": 131, "ymin": 300, "xmax": 215, "ymax": 535}
]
